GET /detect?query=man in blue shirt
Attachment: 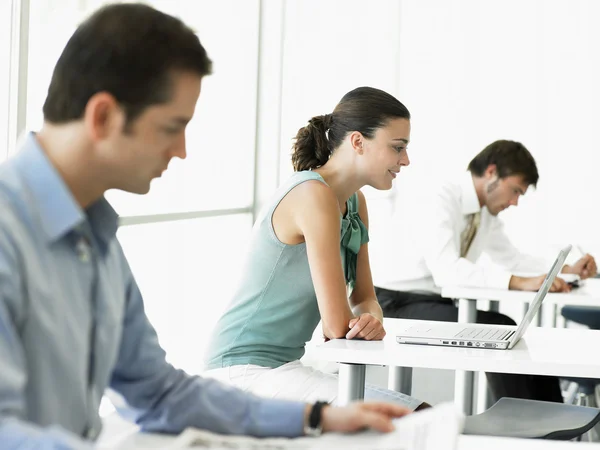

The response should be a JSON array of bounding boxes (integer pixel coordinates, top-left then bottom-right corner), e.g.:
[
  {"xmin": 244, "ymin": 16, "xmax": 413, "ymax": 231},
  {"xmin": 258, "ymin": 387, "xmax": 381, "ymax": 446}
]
[{"xmin": 0, "ymin": 3, "xmax": 410, "ymax": 448}]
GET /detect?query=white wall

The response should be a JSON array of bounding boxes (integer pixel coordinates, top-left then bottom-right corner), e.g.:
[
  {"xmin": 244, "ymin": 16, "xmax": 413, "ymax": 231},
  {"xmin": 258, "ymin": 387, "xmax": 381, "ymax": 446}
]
[{"xmin": 277, "ymin": 0, "xmax": 403, "ymax": 181}]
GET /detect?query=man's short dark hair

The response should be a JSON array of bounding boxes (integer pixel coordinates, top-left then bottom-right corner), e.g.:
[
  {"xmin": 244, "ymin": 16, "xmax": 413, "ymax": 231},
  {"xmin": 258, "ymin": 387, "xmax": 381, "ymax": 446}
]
[
  {"xmin": 467, "ymin": 139, "xmax": 539, "ymax": 187},
  {"xmin": 43, "ymin": 3, "xmax": 212, "ymax": 126}
]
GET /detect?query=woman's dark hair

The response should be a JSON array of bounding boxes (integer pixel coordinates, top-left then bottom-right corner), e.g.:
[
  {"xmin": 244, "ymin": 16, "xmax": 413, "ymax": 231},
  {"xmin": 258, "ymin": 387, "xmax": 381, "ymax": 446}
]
[
  {"xmin": 467, "ymin": 140, "xmax": 539, "ymax": 187},
  {"xmin": 43, "ymin": 3, "xmax": 212, "ymax": 127},
  {"xmin": 291, "ymin": 87, "xmax": 410, "ymax": 171}
]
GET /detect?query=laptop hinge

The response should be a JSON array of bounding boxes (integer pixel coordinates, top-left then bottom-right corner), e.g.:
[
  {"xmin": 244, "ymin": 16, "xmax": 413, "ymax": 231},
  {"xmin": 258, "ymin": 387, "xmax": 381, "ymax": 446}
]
[{"xmin": 503, "ymin": 330, "xmax": 516, "ymax": 341}]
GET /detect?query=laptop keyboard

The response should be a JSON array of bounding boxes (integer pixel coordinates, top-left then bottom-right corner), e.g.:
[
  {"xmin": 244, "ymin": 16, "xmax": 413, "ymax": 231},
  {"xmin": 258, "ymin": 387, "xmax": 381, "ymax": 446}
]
[{"xmin": 455, "ymin": 327, "xmax": 512, "ymax": 341}]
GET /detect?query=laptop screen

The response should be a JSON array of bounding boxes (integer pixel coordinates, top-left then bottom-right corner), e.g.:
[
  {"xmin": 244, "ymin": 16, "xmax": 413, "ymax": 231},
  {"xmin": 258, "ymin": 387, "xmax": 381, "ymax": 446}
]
[{"xmin": 509, "ymin": 245, "xmax": 572, "ymax": 345}]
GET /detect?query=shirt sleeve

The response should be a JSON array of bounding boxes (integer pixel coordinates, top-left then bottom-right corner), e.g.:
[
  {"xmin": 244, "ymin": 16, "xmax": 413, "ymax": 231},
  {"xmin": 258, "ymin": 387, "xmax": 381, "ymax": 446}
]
[
  {"xmin": 109, "ymin": 258, "xmax": 306, "ymax": 438},
  {"xmin": 484, "ymin": 218, "xmax": 549, "ymax": 275},
  {"xmin": 421, "ymin": 187, "xmax": 513, "ymax": 290},
  {"xmin": 0, "ymin": 227, "xmax": 92, "ymax": 449}
]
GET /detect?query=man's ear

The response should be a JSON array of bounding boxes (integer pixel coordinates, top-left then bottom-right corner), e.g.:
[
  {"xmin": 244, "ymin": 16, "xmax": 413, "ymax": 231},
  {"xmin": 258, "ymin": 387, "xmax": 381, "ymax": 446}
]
[
  {"xmin": 83, "ymin": 92, "xmax": 123, "ymax": 142},
  {"xmin": 484, "ymin": 164, "xmax": 498, "ymax": 179},
  {"xmin": 349, "ymin": 131, "xmax": 364, "ymax": 155}
]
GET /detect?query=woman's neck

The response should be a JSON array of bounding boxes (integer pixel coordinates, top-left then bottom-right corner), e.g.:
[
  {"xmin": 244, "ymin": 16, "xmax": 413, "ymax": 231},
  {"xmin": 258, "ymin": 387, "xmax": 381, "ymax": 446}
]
[{"xmin": 314, "ymin": 160, "xmax": 362, "ymax": 214}]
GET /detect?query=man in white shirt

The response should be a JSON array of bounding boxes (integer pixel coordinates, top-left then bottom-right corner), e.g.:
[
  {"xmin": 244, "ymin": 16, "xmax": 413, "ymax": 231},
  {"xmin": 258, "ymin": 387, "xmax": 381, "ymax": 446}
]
[{"xmin": 374, "ymin": 139, "xmax": 597, "ymax": 402}]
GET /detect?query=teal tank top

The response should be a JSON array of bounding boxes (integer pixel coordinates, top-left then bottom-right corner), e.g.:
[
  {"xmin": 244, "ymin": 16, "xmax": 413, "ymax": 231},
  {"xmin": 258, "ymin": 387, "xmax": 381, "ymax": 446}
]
[{"xmin": 204, "ymin": 171, "xmax": 369, "ymax": 369}]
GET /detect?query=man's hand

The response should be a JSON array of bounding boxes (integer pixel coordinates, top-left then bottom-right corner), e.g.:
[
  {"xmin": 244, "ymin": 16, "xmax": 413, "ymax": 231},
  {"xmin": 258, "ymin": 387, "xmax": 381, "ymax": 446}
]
[
  {"xmin": 509, "ymin": 274, "xmax": 570, "ymax": 292},
  {"xmin": 346, "ymin": 313, "xmax": 386, "ymax": 340},
  {"xmin": 563, "ymin": 254, "xmax": 598, "ymax": 280},
  {"xmin": 321, "ymin": 402, "xmax": 412, "ymax": 433}
]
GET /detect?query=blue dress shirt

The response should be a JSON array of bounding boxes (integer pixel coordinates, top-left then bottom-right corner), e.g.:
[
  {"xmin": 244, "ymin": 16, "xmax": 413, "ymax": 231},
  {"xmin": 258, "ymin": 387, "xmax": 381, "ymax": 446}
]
[{"xmin": 0, "ymin": 134, "xmax": 304, "ymax": 449}]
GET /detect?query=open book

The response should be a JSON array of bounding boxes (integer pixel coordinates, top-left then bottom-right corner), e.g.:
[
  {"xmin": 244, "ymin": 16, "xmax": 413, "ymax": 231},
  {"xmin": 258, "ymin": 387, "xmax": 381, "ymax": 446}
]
[{"xmin": 162, "ymin": 402, "xmax": 463, "ymax": 450}]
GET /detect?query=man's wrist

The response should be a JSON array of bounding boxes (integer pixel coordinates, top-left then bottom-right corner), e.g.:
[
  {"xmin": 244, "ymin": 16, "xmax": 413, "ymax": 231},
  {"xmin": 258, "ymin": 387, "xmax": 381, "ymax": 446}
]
[
  {"xmin": 303, "ymin": 404, "xmax": 311, "ymax": 432},
  {"xmin": 508, "ymin": 275, "xmax": 521, "ymax": 290},
  {"xmin": 303, "ymin": 402, "xmax": 329, "ymax": 436}
]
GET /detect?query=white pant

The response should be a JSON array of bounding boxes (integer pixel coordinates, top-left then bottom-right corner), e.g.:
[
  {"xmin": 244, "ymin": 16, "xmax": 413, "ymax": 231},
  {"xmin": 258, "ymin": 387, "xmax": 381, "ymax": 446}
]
[{"xmin": 204, "ymin": 360, "xmax": 422, "ymax": 410}]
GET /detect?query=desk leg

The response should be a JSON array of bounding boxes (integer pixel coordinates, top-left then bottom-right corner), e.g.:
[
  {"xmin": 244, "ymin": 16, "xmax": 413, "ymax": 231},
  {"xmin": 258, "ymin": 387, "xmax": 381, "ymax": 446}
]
[
  {"xmin": 458, "ymin": 298, "xmax": 477, "ymax": 322},
  {"xmin": 522, "ymin": 302, "xmax": 529, "ymax": 320},
  {"xmin": 556, "ymin": 307, "xmax": 567, "ymax": 328},
  {"xmin": 455, "ymin": 370, "xmax": 474, "ymax": 415},
  {"xmin": 475, "ymin": 300, "xmax": 499, "ymax": 412},
  {"xmin": 488, "ymin": 300, "xmax": 499, "ymax": 313},
  {"xmin": 456, "ymin": 298, "xmax": 476, "ymax": 415},
  {"xmin": 476, "ymin": 371, "xmax": 492, "ymax": 413},
  {"xmin": 337, "ymin": 363, "xmax": 366, "ymax": 406},
  {"xmin": 388, "ymin": 366, "xmax": 412, "ymax": 395},
  {"xmin": 550, "ymin": 304, "xmax": 558, "ymax": 328},
  {"xmin": 536, "ymin": 304, "xmax": 543, "ymax": 327}
]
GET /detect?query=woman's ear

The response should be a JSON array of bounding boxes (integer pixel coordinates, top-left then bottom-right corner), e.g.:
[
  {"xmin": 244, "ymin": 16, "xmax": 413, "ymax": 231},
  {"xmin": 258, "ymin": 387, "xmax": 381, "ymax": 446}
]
[{"xmin": 349, "ymin": 131, "xmax": 364, "ymax": 155}]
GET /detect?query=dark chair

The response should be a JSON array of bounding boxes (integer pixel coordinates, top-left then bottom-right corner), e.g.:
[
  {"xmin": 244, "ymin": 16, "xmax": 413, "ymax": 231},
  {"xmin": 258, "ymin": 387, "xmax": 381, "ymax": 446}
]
[
  {"xmin": 463, "ymin": 397, "xmax": 600, "ymax": 440},
  {"xmin": 562, "ymin": 377, "xmax": 597, "ymax": 407},
  {"xmin": 562, "ymin": 305, "xmax": 600, "ymax": 330},
  {"xmin": 560, "ymin": 306, "xmax": 600, "ymax": 416}
]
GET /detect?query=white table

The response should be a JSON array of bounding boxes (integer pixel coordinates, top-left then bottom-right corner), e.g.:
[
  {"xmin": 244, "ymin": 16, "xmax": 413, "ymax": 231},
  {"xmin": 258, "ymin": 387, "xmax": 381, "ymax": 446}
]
[
  {"xmin": 313, "ymin": 318, "xmax": 600, "ymax": 413},
  {"xmin": 459, "ymin": 435, "xmax": 600, "ymax": 449},
  {"xmin": 442, "ymin": 278, "xmax": 600, "ymax": 321},
  {"xmin": 440, "ymin": 278, "xmax": 600, "ymax": 413},
  {"xmin": 97, "ymin": 425, "xmax": 600, "ymax": 449}
]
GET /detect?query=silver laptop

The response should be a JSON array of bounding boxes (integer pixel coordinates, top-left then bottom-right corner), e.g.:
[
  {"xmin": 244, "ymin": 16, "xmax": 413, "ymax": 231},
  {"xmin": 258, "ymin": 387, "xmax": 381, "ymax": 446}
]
[{"xmin": 396, "ymin": 245, "xmax": 572, "ymax": 350}]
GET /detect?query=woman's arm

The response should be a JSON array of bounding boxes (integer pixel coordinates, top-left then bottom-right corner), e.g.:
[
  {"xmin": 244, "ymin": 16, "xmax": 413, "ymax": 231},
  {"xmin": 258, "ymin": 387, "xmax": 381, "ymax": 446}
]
[
  {"xmin": 275, "ymin": 180, "xmax": 354, "ymax": 339},
  {"xmin": 346, "ymin": 190, "xmax": 386, "ymax": 341},
  {"xmin": 348, "ymin": 190, "xmax": 382, "ymax": 320}
]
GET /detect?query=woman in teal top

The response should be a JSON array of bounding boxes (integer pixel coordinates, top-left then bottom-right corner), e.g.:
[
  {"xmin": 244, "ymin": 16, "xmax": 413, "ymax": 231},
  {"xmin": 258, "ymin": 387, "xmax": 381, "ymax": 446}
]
[{"xmin": 204, "ymin": 87, "xmax": 427, "ymax": 410}]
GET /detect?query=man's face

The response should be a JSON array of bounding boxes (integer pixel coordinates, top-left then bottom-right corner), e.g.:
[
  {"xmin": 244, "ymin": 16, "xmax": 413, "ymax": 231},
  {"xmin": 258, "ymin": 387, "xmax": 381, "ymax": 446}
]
[
  {"xmin": 102, "ymin": 71, "xmax": 202, "ymax": 194},
  {"xmin": 484, "ymin": 171, "xmax": 529, "ymax": 216}
]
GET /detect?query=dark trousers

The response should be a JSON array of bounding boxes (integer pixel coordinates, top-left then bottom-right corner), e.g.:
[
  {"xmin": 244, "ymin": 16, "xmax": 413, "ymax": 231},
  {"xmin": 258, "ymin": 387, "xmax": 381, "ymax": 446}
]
[{"xmin": 375, "ymin": 287, "xmax": 564, "ymax": 403}]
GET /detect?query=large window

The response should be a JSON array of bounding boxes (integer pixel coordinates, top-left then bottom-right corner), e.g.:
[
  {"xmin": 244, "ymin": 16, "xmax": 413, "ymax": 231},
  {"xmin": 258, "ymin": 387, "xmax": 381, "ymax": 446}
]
[
  {"xmin": 106, "ymin": 0, "xmax": 260, "ymax": 216},
  {"xmin": 27, "ymin": 0, "xmax": 260, "ymax": 216},
  {"xmin": 26, "ymin": 0, "xmax": 82, "ymax": 132},
  {"xmin": 118, "ymin": 215, "xmax": 252, "ymax": 374},
  {"xmin": 113, "ymin": 1, "xmax": 261, "ymax": 370}
]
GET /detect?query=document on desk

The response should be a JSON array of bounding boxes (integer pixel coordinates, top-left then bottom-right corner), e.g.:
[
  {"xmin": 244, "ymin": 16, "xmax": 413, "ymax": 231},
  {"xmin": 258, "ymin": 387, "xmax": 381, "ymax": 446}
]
[{"xmin": 163, "ymin": 402, "xmax": 463, "ymax": 450}]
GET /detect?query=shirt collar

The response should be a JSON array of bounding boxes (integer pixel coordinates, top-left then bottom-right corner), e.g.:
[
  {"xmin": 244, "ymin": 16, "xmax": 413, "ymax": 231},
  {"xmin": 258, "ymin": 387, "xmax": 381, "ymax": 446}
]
[
  {"xmin": 14, "ymin": 132, "xmax": 119, "ymax": 245},
  {"xmin": 459, "ymin": 171, "xmax": 481, "ymax": 216}
]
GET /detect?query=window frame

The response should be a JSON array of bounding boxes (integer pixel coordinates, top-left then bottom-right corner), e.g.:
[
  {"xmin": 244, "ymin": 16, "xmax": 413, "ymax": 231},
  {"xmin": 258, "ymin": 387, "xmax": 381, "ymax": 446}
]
[
  {"xmin": 11, "ymin": 0, "xmax": 286, "ymax": 228},
  {"xmin": 6, "ymin": 0, "xmax": 30, "ymax": 160}
]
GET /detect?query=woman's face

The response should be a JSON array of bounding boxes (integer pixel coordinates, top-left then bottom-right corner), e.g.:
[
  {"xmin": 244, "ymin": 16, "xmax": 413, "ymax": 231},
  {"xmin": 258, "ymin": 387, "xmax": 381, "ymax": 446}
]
[{"xmin": 360, "ymin": 118, "xmax": 411, "ymax": 190}]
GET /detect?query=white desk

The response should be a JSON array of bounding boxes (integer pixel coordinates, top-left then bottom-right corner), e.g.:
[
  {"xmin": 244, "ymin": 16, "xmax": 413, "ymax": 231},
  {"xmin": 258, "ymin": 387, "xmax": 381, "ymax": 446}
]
[
  {"xmin": 442, "ymin": 278, "xmax": 600, "ymax": 319},
  {"xmin": 439, "ymin": 278, "xmax": 600, "ymax": 413},
  {"xmin": 98, "ymin": 426, "xmax": 600, "ymax": 449},
  {"xmin": 313, "ymin": 318, "xmax": 600, "ymax": 412}
]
